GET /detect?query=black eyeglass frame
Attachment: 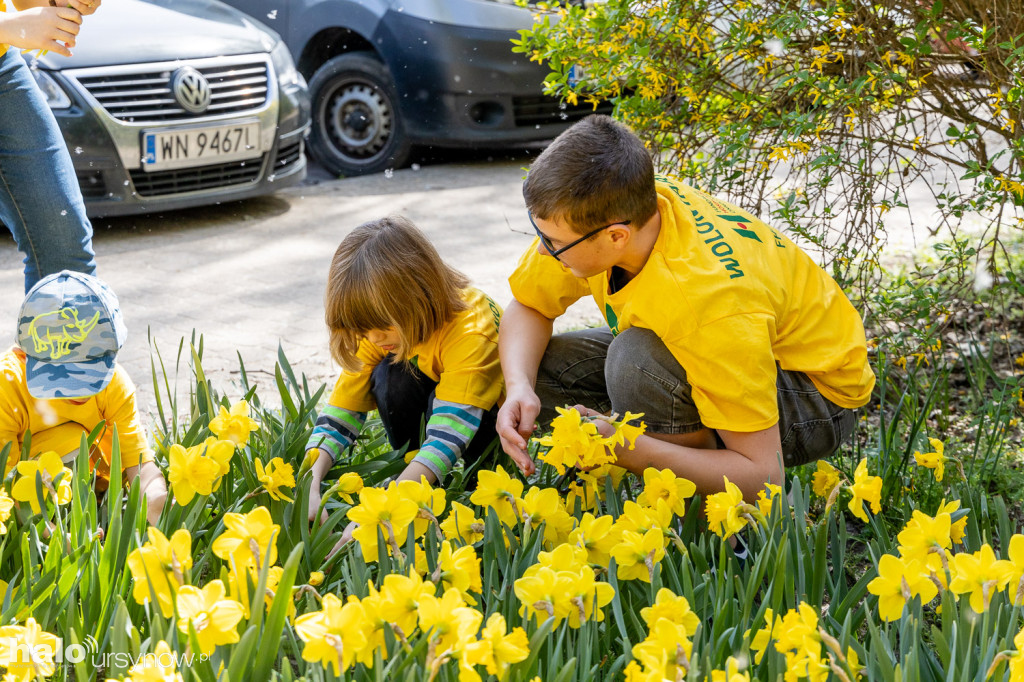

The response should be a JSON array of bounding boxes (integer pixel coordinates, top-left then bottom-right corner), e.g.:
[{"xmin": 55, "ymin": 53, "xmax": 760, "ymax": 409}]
[{"xmin": 527, "ymin": 211, "xmax": 632, "ymax": 260}]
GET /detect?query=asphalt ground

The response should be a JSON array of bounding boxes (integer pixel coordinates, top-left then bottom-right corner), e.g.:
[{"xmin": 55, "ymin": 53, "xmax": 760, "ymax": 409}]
[{"xmin": 0, "ymin": 149, "xmax": 603, "ymax": 415}]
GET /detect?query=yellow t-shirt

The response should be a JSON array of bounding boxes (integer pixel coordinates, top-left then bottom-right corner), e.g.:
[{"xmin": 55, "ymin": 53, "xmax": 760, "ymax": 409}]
[
  {"xmin": 0, "ymin": 347, "xmax": 155, "ymax": 478},
  {"xmin": 509, "ymin": 177, "xmax": 875, "ymax": 432},
  {"xmin": 325, "ymin": 288, "xmax": 504, "ymax": 413}
]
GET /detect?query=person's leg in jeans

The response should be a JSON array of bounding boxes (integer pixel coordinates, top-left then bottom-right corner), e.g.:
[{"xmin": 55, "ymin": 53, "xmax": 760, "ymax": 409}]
[
  {"xmin": 0, "ymin": 50, "xmax": 96, "ymax": 292},
  {"xmin": 604, "ymin": 327, "xmax": 855, "ymax": 466},
  {"xmin": 534, "ymin": 327, "xmax": 616, "ymax": 427}
]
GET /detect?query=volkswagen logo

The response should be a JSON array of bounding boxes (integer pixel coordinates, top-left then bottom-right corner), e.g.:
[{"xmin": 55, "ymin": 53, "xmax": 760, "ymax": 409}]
[{"xmin": 171, "ymin": 66, "xmax": 211, "ymax": 114}]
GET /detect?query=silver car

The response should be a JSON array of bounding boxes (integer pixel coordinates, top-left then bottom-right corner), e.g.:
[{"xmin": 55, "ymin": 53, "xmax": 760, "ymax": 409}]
[{"xmin": 29, "ymin": 0, "xmax": 310, "ymax": 217}]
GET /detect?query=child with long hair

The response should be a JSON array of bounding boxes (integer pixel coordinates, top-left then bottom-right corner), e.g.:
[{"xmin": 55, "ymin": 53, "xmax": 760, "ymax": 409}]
[{"xmin": 306, "ymin": 215, "xmax": 503, "ymax": 522}]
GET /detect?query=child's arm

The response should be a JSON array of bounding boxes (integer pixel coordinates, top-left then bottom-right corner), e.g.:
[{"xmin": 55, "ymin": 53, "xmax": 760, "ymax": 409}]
[
  {"xmin": 407, "ymin": 399, "xmax": 486, "ymax": 483},
  {"xmin": 0, "ymin": 4, "xmax": 81, "ymax": 55},
  {"xmin": 124, "ymin": 460, "xmax": 167, "ymax": 526},
  {"xmin": 306, "ymin": 406, "xmax": 366, "ymax": 522}
]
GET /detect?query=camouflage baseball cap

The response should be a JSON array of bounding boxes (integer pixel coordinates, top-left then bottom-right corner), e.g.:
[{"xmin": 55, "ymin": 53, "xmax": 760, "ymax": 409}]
[{"xmin": 16, "ymin": 271, "xmax": 127, "ymax": 399}]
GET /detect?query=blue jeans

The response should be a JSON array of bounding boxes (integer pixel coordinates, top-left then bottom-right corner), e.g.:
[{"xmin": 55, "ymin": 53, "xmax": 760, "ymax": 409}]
[{"xmin": 0, "ymin": 49, "xmax": 96, "ymax": 292}]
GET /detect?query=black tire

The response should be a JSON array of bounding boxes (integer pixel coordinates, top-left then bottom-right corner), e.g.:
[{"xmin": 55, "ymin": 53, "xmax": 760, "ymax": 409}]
[{"xmin": 307, "ymin": 52, "xmax": 412, "ymax": 176}]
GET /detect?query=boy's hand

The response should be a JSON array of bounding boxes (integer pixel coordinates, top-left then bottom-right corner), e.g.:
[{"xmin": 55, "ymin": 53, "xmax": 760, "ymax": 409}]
[
  {"xmin": 1, "ymin": 7, "xmax": 82, "ymax": 56},
  {"xmin": 496, "ymin": 386, "xmax": 539, "ymax": 476}
]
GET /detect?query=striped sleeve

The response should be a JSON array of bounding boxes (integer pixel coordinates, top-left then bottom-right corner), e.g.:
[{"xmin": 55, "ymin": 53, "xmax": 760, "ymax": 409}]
[
  {"xmin": 412, "ymin": 399, "xmax": 485, "ymax": 481},
  {"xmin": 305, "ymin": 404, "xmax": 366, "ymax": 463}
]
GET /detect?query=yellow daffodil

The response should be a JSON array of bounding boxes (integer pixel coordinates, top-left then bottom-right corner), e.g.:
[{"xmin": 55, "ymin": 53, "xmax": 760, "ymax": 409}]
[
  {"xmin": 774, "ymin": 603, "xmax": 821, "ymax": 656},
  {"xmin": 417, "ymin": 587, "xmax": 481, "ymax": 654},
  {"xmin": 334, "ymin": 472, "xmax": 364, "ymax": 504},
  {"xmin": 208, "ymin": 400, "xmax": 260, "ymax": 446},
  {"xmin": 533, "ymin": 406, "xmax": 609, "ymax": 474},
  {"xmin": 914, "ymin": 438, "xmax": 946, "ymax": 481},
  {"xmin": 440, "ymin": 501, "xmax": 485, "ymax": 545},
  {"xmin": 521, "ymin": 486, "xmax": 573, "ymax": 547},
  {"xmin": 615, "ymin": 499, "xmax": 673, "ymax": 538},
  {"xmin": 756, "ymin": 483, "xmax": 782, "ymax": 520},
  {"xmin": 379, "ymin": 570, "xmax": 436, "ymax": 637},
  {"xmin": 868, "ymin": 554, "xmax": 938, "ymax": 621},
  {"xmin": 0, "ymin": 489, "xmax": 13, "ymax": 534},
  {"xmin": 120, "ymin": 640, "xmax": 184, "ymax": 682},
  {"xmin": 631, "ymin": 619, "xmax": 693, "ymax": 681},
  {"xmin": 294, "ymin": 593, "xmax": 371, "ymax": 675},
  {"xmin": 747, "ymin": 607, "xmax": 780, "ymax": 664},
  {"xmin": 0, "ymin": 617, "xmax": 60, "ymax": 680},
  {"xmin": 847, "ymin": 458, "xmax": 882, "ymax": 523},
  {"xmin": 810, "ymin": 460, "xmax": 840, "ymax": 501},
  {"xmin": 348, "ymin": 483, "xmax": 419, "ymax": 562},
  {"xmin": 562, "ymin": 566, "xmax": 615, "ymax": 628},
  {"xmin": 187, "ymin": 437, "xmax": 235, "ymax": 479},
  {"xmin": 175, "ymin": 581, "xmax": 244, "ymax": 656},
  {"xmin": 308, "ymin": 571, "xmax": 325, "ymax": 587},
  {"xmin": 639, "ymin": 588, "xmax": 700, "ymax": 636},
  {"xmin": 167, "ymin": 443, "xmax": 220, "ymax": 506},
  {"xmin": 896, "ymin": 510, "xmax": 952, "ymax": 585},
  {"xmin": 710, "ymin": 657, "xmax": 751, "ymax": 682},
  {"xmin": 463, "ymin": 613, "xmax": 529, "ymax": 680},
  {"xmin": 611, "ymin": 528, "xmax": 666, "ymax": 582},
  {"xmin": 469, "ymin": 466, "xmax": 523, "ymax": 528},
  {"xmin": 949, "ymin": 544, "xmax": 1014, "ymax": 613},
  {"xmin": 514, "ymin": 566, "xmax": 569, "ymax": 626},
  {"xmin": 11, "ymin": 450, "xmax": 72, "ymax": 515},
  {"xmin": 434, "ymin": 541, "xmax": 482, "ymax": 604},
  {"xmin": 568, "ymin": 512, "xmax": 620, "ymax": 567},
  {"xmin": 397, "ymin": 476, "xmax": 446, "ymax": 539},
  {"xmin": 705, "ymin": 477, "xmax": 749, "ymax": 539},
  {"xmin": 603, "ymin": 411, "xmax": 647, "ymax": 451},
  {"xmin": 937, "ymin": 498, "xmax": 968, "ymax": 544},
  {"xmin": 211, "ymin": 506, "xmax": 279, "ymax": 574},
  {"xmin": 636, "ymin": 467, "xmax": 696, "ymax": 517},
  {"xmin": 254, "ymin": 457, "xmax": 295, "ymax": 502},
  {"xmin": 127, "ymin": 527, "xmax": 193, "ymax": 618}
]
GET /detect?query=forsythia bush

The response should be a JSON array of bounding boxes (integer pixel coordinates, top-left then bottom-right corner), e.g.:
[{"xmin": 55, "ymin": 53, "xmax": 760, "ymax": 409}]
[{"xmin": 0, "ymin": 347, "xmax": 1022, "ymax": 680}]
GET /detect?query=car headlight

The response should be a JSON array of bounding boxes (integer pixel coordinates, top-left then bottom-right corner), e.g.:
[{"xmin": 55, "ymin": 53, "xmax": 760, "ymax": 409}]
[
  {"xmin": 270, "ymin": 41, "xmax": 302, "ymax": 89},
  {"xmin": 30, "ymin": 68, "xmax": 72, "ymax": 109}
]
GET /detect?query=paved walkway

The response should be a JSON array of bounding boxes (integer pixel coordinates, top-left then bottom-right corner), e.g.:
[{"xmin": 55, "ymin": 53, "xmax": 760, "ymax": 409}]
[{"xmin": 0, "ymin": 157, "xmax": 600, "ymax": 415}]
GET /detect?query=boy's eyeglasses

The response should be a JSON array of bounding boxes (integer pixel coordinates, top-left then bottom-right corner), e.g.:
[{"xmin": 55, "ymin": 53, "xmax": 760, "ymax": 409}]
[{"xmin": 527, "ymin": 211, "xmax": 632, "ymax": 261}]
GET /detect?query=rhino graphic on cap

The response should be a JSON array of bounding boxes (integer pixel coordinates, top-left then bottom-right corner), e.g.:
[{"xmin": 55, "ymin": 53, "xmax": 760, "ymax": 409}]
[{"xmin": 27, "ymin": 307, "xmax": 101, "ymax": 361}]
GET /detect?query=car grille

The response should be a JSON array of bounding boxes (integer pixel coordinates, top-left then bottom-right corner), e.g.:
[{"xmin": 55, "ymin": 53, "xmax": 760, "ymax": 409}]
[
  {"xmin": 74, "ymin": 58, "xmax": 269, "ymax": 123},
  {"xmin": 129, "ymin": 156, "xmax": 264, "ymax": 197},
  {"xmin": 512, "ymin": 95, "xmax": 615, "ymax": 127},
  {"xmin": 76, "ymin": 170, "xmax": 106, "ymax": 200},
  {"xmin": 274, "ymin": 140, "xmax": 302, "ymax": 170}
]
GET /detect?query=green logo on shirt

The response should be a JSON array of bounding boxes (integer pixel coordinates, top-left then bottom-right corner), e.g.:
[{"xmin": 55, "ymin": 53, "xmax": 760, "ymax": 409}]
[{"xmin": 605, "ymin": 304, "xmax": 620, "ymax": 336}]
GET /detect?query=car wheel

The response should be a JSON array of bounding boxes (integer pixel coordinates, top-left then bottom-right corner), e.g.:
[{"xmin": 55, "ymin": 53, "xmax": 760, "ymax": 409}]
[{"xmin": 308, "ymin": 52, "xmax": 412, "ymax": 177}]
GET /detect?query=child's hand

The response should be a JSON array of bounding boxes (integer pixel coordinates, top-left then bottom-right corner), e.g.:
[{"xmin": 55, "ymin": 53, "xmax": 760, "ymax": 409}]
[
  {"xmin": 0, "ymin": 7, "xmax": 82, "ymax": 57},
  {"xmin": 308, "ymin": 488, "xmax": 328, "ymax": 525},
  {"xmin": 325, "ymin": 521, "xmax": 357, "ymax": 560},
  {"xmin": 496, "ymin": 386, "xmax": 540, "ymax": 476},
  {"xmin": 144, "ymin": 482, "xmax": 167, "ymax": 526}
]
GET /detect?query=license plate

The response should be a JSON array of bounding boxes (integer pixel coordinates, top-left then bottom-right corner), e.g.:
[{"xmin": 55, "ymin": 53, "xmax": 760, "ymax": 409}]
[{"xmin": 141, "ymin": 122, "xmax": 261, "ymax": 172}]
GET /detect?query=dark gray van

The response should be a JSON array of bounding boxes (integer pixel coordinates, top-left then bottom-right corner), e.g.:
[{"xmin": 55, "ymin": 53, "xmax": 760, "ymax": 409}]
[{"xmin": 219, "ymin": 0, "xmax": 611, "ymax": 176}]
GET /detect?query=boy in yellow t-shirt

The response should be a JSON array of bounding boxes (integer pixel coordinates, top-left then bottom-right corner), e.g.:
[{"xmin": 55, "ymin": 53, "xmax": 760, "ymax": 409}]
[
  {"xmin": 496, "ymin": 115, "xmax": 875, "ymax": 501},
  {"xmin": 0, "ymin": 271, "xmax": 166, "ymax": 524}
]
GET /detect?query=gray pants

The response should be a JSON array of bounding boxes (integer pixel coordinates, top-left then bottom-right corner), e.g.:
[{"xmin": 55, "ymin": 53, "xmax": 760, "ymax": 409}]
[{"xmin": 534, "ymin": 327, "xmax": 855, "ymax": 467}]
